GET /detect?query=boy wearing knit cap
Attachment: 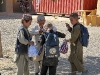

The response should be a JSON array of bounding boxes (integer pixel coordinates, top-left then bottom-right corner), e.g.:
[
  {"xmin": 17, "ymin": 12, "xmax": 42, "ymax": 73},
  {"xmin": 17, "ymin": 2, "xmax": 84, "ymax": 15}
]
[{"xmin": 14, "ymin": 14, "xmax": 34, "ymax": 75}]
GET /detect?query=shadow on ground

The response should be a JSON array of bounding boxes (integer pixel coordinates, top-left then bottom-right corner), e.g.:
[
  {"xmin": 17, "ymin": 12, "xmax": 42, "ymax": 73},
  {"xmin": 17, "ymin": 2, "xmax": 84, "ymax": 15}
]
[
  {"xmin": 0, "ymin": 13, "xmax": 69, "ymax": 20},
  {"xmin": 1, "ymin": 55, "xmax": 100, "ymax": 75},
  {"xmin": 30, "ymin": 56, "xmax": 100, "ymax": 75},
  {"xmin": 85, "ymin": 56, "xmax": 100, "ymax": 75},
  {"xmin": 0, "ymin": 13, "xmax": 23, "ymax": 19},
  {"xmin": 57, "ymin": 56, "xmax": 100, "ymax": 75}
]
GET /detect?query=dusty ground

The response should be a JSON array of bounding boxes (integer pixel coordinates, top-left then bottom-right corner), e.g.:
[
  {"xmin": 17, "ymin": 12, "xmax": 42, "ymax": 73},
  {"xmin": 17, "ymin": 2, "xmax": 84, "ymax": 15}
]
[{"xmin": 0, "ymin": 13, "xmax": 100, "ymax": 75}]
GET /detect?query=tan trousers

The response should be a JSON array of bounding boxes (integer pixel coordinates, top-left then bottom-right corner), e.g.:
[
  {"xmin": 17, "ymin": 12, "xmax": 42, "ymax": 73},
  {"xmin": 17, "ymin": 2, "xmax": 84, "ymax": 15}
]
[
  {"xmin": 33, "ymin": 54, "xmax": 43, "ymax": 73},
  {"xmin": 33, "ymin": 45, "xmax": 44, "ymax": 73},
  {"xmin": 14, "ymin": 54, "xmax": 29, "ymax": 75}
]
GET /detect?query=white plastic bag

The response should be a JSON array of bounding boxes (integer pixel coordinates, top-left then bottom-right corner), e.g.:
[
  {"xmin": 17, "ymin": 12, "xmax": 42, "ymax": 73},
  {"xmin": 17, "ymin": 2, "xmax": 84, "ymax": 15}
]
[{"xmin": 28, "ymin": 45, "xmax": 39, "ymax": 57}]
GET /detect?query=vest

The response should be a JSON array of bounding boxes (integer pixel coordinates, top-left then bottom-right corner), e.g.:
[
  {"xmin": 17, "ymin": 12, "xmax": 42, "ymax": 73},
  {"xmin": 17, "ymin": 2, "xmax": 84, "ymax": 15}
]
[{"xmin": 15, "ymin": 26, "xmax": 30, "ymax": 54}]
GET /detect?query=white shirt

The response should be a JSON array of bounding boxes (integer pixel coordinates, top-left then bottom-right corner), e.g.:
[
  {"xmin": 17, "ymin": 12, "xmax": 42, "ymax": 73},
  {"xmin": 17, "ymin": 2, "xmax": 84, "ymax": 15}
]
[{"xmin": 30, "ymin": 25, "xmax": 57, "ymax": 46}]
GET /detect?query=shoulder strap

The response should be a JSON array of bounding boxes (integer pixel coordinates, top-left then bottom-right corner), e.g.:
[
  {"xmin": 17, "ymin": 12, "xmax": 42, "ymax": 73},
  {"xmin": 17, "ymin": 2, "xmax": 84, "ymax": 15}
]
[{"xmin": 45, "ymin": 33, "xmax": 51, "ymax": 42}]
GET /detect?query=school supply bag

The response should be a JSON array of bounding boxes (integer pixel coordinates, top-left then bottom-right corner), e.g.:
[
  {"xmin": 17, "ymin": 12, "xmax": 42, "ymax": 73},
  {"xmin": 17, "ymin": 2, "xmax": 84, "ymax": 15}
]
[
  {"xmin": 28, "ymin": 45, "xmax": 39, "ymax": 57},
  {"xmin": 44, "ymin": 32, "xmax": 60, "ymax": 58},
  {"xmin": 79, "ymin": 24, "xmax": 89, "ymax": 47},
  {"xmin": 60, "ymin": 42, "xmax": 68, "ymax": 54}
]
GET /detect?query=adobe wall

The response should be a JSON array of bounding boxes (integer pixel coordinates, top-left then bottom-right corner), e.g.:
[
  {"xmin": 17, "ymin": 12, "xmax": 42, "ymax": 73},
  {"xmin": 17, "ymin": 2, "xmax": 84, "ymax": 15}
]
[
  {"xmin": 6, "ymin": 0, "xmax": 13, "ymax": 13},
  {"xmin": 97, "ymin": 0, "xmax": 100, "ymax": 16},
  {"xmin": 0, "ymin": 0, "xmax": 6, "ymax": 12}
]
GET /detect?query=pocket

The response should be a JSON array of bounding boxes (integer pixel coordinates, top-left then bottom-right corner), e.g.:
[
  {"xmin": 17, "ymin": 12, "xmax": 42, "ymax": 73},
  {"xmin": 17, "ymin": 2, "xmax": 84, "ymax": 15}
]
[
  {"xmin": 15, "ymin": 44, "xmax": 28, "ymax": 54},
  {"xmin": 13, "ymin": 54, "xmax": 19, "ymax": 63}
]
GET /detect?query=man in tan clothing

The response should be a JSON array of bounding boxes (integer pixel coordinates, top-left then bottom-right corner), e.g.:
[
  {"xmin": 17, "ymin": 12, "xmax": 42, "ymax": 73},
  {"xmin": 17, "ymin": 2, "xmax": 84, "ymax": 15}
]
[{"xmin": 65, "ymin": 13, "xmax": 88, "ymax": 75}]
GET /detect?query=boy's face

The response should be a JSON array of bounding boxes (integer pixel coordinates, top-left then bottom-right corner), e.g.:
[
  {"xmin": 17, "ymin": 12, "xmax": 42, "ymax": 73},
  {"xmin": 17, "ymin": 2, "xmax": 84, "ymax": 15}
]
[
  {"xmin": 70, "ymin": 17, "xmax": 78, "ymax": 25},
  {"xmin": 37, "ymin": 20, "xmax": 45, "ymax": 28},
  {"xmin": 23, "ymin": 20, "xmax": 32, "ymax": 28}
]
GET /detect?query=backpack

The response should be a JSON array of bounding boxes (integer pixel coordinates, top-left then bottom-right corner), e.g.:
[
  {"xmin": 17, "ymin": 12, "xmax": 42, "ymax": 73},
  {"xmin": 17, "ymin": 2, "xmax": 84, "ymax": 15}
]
[
  {"xmin": 78, "ymin": 24, "xmax": 89, "ymax": 47},
  {"xmin": 44, "ymin": 31, "xmax": 60, "ymax": 58},
  {"xmin": 60, "ymin": 42, "xmax": 68, "ymax": 54}
]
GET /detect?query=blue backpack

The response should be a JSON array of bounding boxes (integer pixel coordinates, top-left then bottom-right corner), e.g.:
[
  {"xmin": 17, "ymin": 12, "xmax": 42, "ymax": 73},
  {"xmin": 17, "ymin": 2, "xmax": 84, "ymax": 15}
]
[{"xmin": 78, "ymin": 24, "xmax": 89, "ymax": 47}]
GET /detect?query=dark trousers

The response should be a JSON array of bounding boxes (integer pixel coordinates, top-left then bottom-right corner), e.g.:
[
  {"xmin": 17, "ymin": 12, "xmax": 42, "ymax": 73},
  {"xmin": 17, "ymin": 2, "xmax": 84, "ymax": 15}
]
[{"xmin": 40, "ymin": 65, "xmax": 57, "ymax": 75}]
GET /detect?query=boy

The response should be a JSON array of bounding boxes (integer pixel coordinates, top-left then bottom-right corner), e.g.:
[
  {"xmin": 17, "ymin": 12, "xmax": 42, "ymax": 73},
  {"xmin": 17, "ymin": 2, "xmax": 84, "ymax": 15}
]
[
  {"xmin": 14, "ymin": 14, "xmax": 34, "ymax": 75},
  {"xmin": 30, "ymin": 15, "xmax": 57, "ymax": 75},
  {"xmin": 40, "ymin": 23, "xmax": 66, "ymax": 75},
  {"xmin": 30, "ymin": 15, "xmax": 45, "ymax": 75},
  {"xmin": 65, "ymin": 13, "xmax": 88, "ymax": 75}
]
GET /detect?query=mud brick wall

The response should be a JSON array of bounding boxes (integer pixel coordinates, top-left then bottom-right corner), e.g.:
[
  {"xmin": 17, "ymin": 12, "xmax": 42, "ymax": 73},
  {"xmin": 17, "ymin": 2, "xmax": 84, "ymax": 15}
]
[
  {"xmin": 6, "ymin": 0, "xmax": 13, "ymax": 13},
  {"xmin": 97, "ymin": 0, "xmax": 100, "ymax": 16}
]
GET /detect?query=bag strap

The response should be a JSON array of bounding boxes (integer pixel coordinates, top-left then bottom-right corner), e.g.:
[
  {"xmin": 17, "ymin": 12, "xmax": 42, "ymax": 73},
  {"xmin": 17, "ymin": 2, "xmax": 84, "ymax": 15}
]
[{"xmin": 45, "ymin": 33, "xmax": 50, "ymax": 42}]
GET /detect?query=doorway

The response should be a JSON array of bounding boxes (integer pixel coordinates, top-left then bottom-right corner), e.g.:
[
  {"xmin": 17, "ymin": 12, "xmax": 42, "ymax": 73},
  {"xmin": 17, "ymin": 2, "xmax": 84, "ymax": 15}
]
[{"xmin": 0, "ymin": 0, "xmax": 6, "ymax": 12}]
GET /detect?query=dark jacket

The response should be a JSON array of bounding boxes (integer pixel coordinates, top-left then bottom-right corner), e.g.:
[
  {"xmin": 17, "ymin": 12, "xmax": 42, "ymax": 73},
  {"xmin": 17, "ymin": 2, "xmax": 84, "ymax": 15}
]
[{"xmin": 42, "ymin": 30, "xmax": 66, "ymax": 66}]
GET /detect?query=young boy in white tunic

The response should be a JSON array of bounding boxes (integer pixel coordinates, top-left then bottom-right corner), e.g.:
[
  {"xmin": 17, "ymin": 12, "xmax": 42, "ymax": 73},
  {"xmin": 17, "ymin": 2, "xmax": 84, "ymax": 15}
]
[{"xmin": 30, "ymin": 15, "xmax": 57, "ymax": 75}]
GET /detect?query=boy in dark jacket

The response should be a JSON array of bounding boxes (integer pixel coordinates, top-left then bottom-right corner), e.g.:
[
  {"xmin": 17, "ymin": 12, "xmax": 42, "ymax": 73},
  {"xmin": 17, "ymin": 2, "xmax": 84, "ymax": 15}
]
[{"xmin": 40, "ymin": 23, "xmax": 66, "ymax": 75}]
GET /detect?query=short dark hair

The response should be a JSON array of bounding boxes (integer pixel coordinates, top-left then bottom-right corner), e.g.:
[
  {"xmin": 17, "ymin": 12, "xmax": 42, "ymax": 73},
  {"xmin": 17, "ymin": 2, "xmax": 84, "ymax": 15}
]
[
  {"xmin": 70, "ymin": 13, "xmax": 78, "ymax": 18},
  {"xmin": 21, "ymin": 14, "xmax": 32, "ymax": 23}
]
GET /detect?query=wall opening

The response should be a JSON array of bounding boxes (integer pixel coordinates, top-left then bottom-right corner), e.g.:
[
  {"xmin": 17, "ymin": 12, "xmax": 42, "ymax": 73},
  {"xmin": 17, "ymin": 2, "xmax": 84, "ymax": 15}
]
[
  {"xmin": 13, "ymin": 0, "xmax": 33, "ymax": 13},
  {"xmin": 0, "ymin": 0, "xmax": 6, "ymax": 12},
  {"xmin": 13, "ymin": 0, "xmax": 22, "ymax": 13}
]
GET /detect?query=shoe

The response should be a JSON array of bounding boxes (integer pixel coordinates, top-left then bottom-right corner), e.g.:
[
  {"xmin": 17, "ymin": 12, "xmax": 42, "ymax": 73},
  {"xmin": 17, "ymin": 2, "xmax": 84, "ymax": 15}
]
[
  {"xmin": 35, "ymin": 73, "xmax": 39, "ymax": 75},
  {"xmin": 81, "ymin": 70, "xmax": 88, "ymax": 75},
  {"xmin": 68, "ymin": 72, "xmax": 76, "ymax": 75}
]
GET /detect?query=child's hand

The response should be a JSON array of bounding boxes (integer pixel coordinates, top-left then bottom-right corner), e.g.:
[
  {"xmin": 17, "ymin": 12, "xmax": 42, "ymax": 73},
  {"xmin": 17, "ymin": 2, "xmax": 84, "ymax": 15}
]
[
  {"xmin": 65, "ymin": 23, "xmax": 70, "ymax": 28},
  {"xmin": 65, "ymin": 23, "xmax": 72, "ymax": 32},
  {"xmin": 39, "ymin": 27, "xmax": 43, "ymax": 33},
  {"xmin": 28, "ymin": 41, "xmax": 34, "ymax": 45},
  {"xmin": 63, "ymin": 39, "xmax": 69, "ymax": 43}
]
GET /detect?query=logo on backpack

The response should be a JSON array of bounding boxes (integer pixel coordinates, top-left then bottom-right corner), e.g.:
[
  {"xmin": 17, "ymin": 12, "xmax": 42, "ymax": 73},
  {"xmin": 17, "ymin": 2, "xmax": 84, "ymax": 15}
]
[
  {"xmin": 44, "ymin": 32, "xmax": 60, "ymax": 58},
  {"xmin": 79, "ymin": 24, "xmax": 89, "ymax": 47},
  {"xmin": 49, "ymin": 48, "xmax": 57, "ymax": 54}
]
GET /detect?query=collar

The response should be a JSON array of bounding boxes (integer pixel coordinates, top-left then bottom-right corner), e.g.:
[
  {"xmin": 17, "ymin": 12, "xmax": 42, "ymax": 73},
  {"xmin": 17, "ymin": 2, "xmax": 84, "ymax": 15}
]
[
  {"xmin": 47, "ymin": 29, "xmax": 54, "ymax": 33},
  {"xmin": 22, "ymin": 25, "xmax": 28, "ymax": 29},
  {"xmin": 73, "ymin": 22, "xmax": 80, "ymax": 28}
]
